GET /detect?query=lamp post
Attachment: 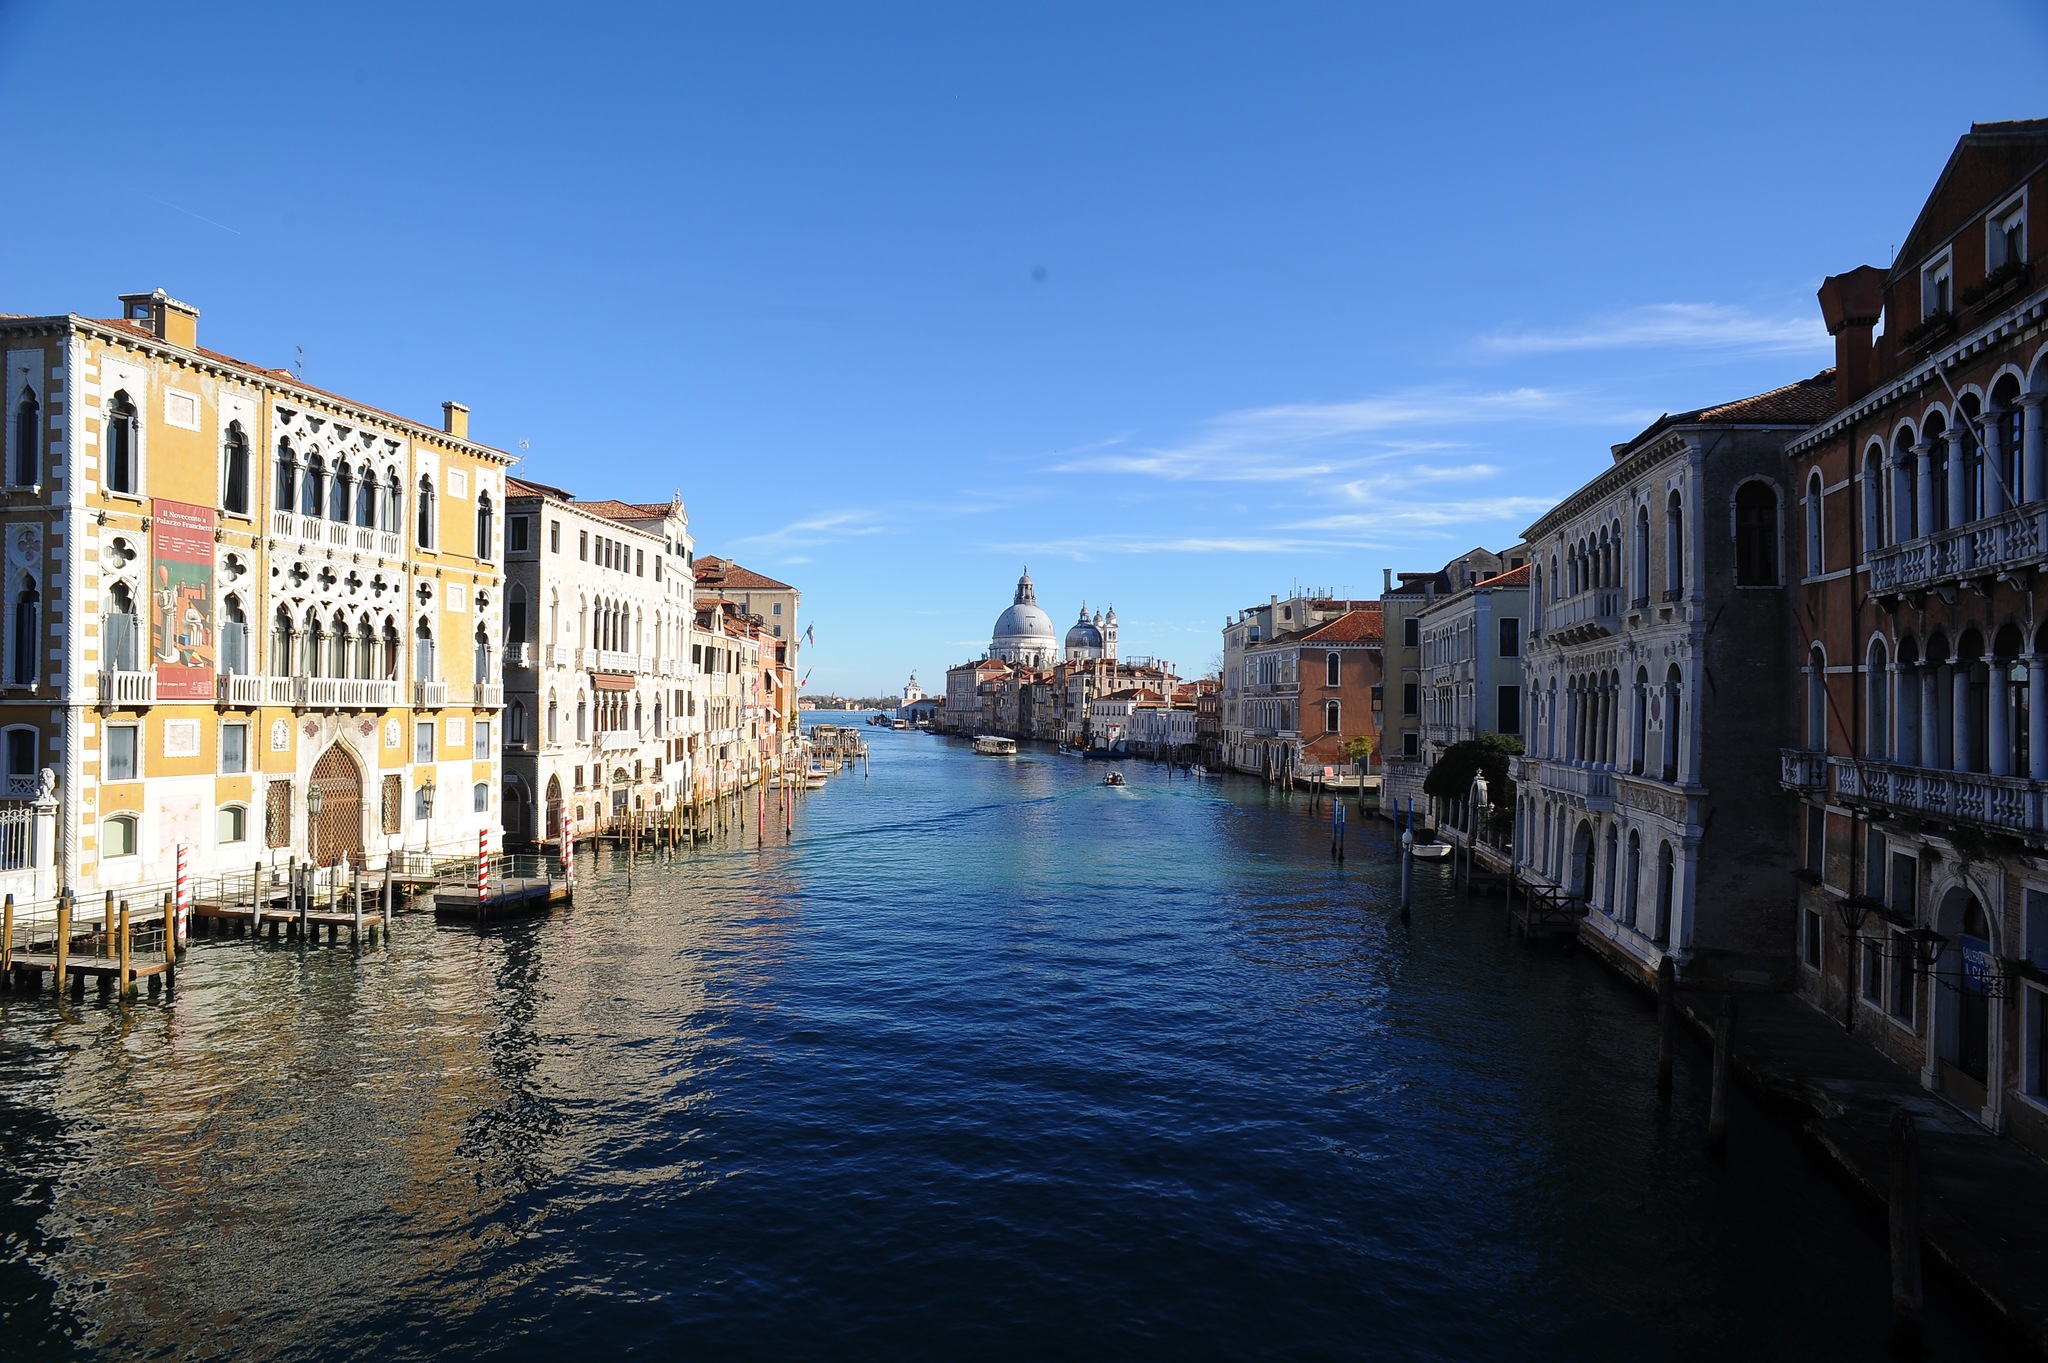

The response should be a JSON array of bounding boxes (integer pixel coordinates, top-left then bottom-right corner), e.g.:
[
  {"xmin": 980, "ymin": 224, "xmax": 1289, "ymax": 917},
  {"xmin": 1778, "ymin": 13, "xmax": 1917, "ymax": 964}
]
[
  {"xmin": 419, "ymin": 778, "xmax": 436, "ymax": 862},
  {"xmin": 307, "ymin": 784, "xmax": 324, "ymax": 869}
]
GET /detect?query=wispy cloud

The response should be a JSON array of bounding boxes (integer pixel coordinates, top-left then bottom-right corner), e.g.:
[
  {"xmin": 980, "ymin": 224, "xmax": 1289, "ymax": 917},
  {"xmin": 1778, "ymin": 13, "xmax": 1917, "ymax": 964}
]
[
  {"xmin": 1052, "ymin": 387, "xmax": 1584, "ymax": 484},
  {"xmin": 734, "ymin": 509, "xmax": 889, "ymax": 551},
  {"xmin": 1477, "ymin": 303, "xmax": 1827, "ymax": 357}
]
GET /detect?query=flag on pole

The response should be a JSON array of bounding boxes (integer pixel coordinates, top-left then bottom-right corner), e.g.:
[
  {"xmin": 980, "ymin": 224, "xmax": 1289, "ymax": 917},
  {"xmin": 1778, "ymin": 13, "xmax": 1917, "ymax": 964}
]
[{"xmin": 802, "ymin": 624, "xmax": 815, "ymax": 647}]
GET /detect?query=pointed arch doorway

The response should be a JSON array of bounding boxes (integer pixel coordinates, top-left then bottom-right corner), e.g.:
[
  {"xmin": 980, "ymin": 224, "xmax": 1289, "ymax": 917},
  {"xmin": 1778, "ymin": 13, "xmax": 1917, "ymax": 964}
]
[{"xmin": 310, "ymin": 743, "xmax": 365, "ymax": 867}]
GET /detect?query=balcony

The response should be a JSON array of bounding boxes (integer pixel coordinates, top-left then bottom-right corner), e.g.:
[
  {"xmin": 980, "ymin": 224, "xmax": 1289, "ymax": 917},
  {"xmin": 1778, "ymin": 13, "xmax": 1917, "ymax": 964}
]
[
  {"xmin": 217, "ymin": 673, "xmax": 267, "ymax": 706},
  {"xmin": 597, "ymin": 649, "xmax": 642, "ymax": 674},
  {"xmin": 474, "ymin": 683, "xmax": 505, "ymax": 708},
  {"xmin": 507, "ymin": 642, "xmax": 533, "ymax": 668},
  {"xmin": 546, "ymin": 644, "xmax": 572, "ymax": 668},
  {"xmin": 599, "ymin": 729, "xmax": 640, "ymax": 753},
  {"xmin": 305, "ymin": 677, "xmax": 401, "ymax": 709},
  {"xmin": 1541, "ymin": 587, "xmax": 1621, "ymax": 645},
  {"xmin": 1829, "ymin": 755, "xmax": 2044, "ymax": 838},
  {"xmin": 414, "ymin": 680, "xmax": 448, "ymax": 709},
  {"xmin": 1780, "ymin": 748, "xmax": 1828, "ymax": 793},
  {"xmin": 269, "ymin": 507, "xmax": 404, "ymax": 560},
  {"xmin": 1867, "ymin": 505, "xmax": 2046, "ymax": 599},
  {"xmin": 96, "ymin": 670, "xmax": 155, "ymax": 707},
  {"xmin": 1513, "ymin": 756, "xmax": 1613, "ymax": 810}
]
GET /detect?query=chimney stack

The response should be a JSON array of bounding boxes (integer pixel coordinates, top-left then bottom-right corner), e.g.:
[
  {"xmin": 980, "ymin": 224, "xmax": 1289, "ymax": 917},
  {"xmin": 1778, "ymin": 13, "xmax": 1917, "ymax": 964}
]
[
  {"xmin": 1382, "ymin": 567, "xmax": 1392, "ymax": 594},
  {"xmin": 442, "ymin": 401, "xmax": 470, "ymax": 440},
  {"xmin": 1817, "ymin": 266, "xmax": 1885, "ymax": 408},
  {"xmin": 117, "ymin": 289, "xmax": 198, "ymax": 349}
]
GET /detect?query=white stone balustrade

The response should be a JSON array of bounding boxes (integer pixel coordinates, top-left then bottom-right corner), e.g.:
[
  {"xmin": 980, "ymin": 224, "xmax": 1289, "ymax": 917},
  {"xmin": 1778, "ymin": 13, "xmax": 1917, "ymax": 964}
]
[
  {"xmin": 1779, "ymin": 748, "xmax": 1828, "ymax": 792},
  {"xmin": 1868, "ymin": 505, "xmax": 2047, "ymax": 595},
  {"xmin": 97, "ymin": 670, "xmax": 155, "ymax": 707},
  {"xmin": 1830, "ymin": 756, "xmax": 2042, "ymax": 837},
  {"xmin": 1543, "ymin": 587, "xmax": 1621, "ymax": 642}
]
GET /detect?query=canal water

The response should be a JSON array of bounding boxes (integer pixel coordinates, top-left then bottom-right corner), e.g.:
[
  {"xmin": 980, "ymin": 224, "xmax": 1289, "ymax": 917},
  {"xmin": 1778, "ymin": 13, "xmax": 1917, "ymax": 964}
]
[{"xmin": 0, "ymin": 726, "xmax": 2023, "ymax": 1360}]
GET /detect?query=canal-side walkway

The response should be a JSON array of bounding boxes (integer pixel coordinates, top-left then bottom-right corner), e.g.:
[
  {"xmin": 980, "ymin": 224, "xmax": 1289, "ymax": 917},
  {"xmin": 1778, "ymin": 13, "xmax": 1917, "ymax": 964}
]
[{"xmin": 1682, "ymin": 988, "xmax": 2048, "ymax": 1352}]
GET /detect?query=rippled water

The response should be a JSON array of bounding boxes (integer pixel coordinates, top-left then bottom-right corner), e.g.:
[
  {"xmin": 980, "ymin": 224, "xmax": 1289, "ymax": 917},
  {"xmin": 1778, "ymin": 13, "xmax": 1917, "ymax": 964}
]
[{"xmin": 0, "ymin": 727, "xmax": 2020, "ymax": 1359}]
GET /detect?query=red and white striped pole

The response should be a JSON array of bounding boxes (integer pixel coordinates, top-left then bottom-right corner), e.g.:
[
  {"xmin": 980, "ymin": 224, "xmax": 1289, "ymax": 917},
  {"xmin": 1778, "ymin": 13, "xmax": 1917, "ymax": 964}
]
[
  {"xmin": 478, "ymin": 828, "xmax": 489, "ymax": 907},
  {"xmin": 174, "ymin": 842, "xmax": 189, "ymax": 945}
]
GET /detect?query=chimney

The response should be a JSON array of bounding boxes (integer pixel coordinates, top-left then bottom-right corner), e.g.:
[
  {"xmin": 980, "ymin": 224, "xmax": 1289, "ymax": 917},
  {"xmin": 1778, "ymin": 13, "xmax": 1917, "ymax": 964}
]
[
  {"xmin": 1817, "ymin": 266, "xmax": 1884, "ymax": 408},
  {"xmin": 442, "ymin": 401, "xmax": 470, "ymax": 440},
  {"xmin": 1382, "ymin": 567, "xmax": 1392, "ymax": 594},
  {"xmin": 117, "ymin": 289, "xmax": 199, "ymax": 349}
]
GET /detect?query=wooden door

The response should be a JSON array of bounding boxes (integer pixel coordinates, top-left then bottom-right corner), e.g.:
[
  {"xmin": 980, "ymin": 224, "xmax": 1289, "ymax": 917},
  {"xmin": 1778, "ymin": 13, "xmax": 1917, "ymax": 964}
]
[{"xmin": 310, "ymin": 743, "xmax": 365, "ymax": 866}]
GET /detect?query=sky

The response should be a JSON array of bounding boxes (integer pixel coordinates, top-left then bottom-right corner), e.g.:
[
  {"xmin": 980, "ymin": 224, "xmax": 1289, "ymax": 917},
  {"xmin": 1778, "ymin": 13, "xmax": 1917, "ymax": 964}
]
[{"xmin": 5, "ymin": 1, "xmax": 2048, "ymax": 694}]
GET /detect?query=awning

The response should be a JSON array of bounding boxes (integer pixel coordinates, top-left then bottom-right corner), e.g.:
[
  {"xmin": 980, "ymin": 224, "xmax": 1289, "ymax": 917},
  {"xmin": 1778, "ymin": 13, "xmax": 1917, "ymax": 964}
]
[{"xmin": 592, "ymin": 672, "xmax": 636, "ymax": 691}]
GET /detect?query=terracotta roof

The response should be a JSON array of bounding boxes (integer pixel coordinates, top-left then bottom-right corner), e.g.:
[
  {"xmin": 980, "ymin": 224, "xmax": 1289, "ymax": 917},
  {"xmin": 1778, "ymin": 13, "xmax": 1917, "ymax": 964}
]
[
  {"xmin": 1619, "ymin": 370, "xmax": 1837, "ymax": 454},
  {"xmin": 1300, "ymin": 608, "xmax": 1385, "ymax": 644},
  {"xmin": 578, "ymin": 499, "xmax": 664, "ymax": 523},
  {"xmin": 506, "ymin": 475, "xmax": 574, "ymax": 501},
  {"xmin": 82, "ymin": 316, "xmax": 512, "ymax": 459},
  {"xmin": 1474, "ymin": 563, "xmax": 1531, "ymax": 589},
  {"xmin": 695, "ymin": 556, "xmax": 794, "ymax": 591}
]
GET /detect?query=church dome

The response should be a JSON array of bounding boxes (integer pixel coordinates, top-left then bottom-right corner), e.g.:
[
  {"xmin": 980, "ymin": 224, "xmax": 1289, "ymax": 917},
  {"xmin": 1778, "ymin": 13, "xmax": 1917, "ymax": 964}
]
[
  {"xmin": 990, "ymin": 569, "xmax": 1058, "ymax": 664},
  {"xmin": 1065, "ymin": 604, "xmax": 1103, "ymax": 651}
]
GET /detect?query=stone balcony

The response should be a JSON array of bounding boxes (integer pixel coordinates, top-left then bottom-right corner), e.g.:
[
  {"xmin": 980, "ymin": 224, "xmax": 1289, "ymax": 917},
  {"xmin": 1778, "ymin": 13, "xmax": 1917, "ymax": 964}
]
[
  {"xmin": 1512, "ymin": 756, "xmax": 1614, "ymax": 811},
  {"xmin": 599, "ymin": 729, "xmax": 640, "ymax": 753},
  {"xmin": 1828, "ymin": 755, "xmax": 2047, "ymax": 839},
  {"xmin": 546, "ymin": 644, "xmax": 573, "ymax": 669},
  {"xmin": 1541, "ymin": 587, "xmax": 1621, "ymax": 645},
  {"xmin": 1780, "ymin": 747, "xmax": 1828, "ymax": 793},
  {"xmin": 506, "ymin": 642, "xmax": 533, "ymax": 668},
  {"xmin": 596, "ymin": 650, "xmax": 645, "ymax": 674},
  {"xmin": 414, "ymin": 680, "xmax": 448, "ymax": 709},
  {"xmin": 96, "ymin": 669, "xmax": 154, "ymax": 708},
  {"xmin": 474, "ymin": 683, "xmax": 505, "ymax": 708},
  {"xmin": 1867, "ymin": 504, "xmax": 2047, "ymax": 598},
  {"xmin": 269, "ymin": 508, "xmax": 403, "ymax": 560}
]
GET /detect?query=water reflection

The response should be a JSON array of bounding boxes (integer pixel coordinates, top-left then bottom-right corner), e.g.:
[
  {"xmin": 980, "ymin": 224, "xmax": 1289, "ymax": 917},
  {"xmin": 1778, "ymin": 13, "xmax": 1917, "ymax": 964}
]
[{"xmin": 0, "ymin": 735, "xmax": 2027, "ymax": 1360}]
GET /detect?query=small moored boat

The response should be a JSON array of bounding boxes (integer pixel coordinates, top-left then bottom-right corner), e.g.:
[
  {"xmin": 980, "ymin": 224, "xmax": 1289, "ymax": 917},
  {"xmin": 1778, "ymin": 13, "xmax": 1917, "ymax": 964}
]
[{"xmin": 1407, "ymin": 835, "xmax": 1453, "ymax": 860}]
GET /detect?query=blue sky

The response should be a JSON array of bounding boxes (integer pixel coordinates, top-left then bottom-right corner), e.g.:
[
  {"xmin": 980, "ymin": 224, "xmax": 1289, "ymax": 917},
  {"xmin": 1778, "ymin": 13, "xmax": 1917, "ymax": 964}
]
[{"xmin": 5, "ymin": 2, "xmax": 2047, "ymax": 693}]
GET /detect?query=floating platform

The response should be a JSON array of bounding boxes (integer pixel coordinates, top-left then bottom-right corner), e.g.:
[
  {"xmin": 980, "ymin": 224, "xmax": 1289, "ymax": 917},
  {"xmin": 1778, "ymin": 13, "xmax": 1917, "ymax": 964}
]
[{"xmin": 432, "ymin": 875, "xmax": 567, "ymax": 923}]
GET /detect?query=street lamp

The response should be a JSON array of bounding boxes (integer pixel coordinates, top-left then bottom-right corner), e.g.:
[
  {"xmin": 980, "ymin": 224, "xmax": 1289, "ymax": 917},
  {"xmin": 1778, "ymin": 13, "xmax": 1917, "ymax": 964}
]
[
  {"xmin": 307, "ymin": 784, "xmax": 325, "ymax": 869},
  {"xmin": 419, "ymin": 778, "xmax": 436, "ymax": 861}
]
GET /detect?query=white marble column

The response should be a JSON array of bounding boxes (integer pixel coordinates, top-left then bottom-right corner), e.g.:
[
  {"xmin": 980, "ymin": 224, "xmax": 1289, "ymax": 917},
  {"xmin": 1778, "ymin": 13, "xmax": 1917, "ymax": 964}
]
[{"xmin": 1990, "ymin": 661, "xmax": 2011, "ymax": 776}]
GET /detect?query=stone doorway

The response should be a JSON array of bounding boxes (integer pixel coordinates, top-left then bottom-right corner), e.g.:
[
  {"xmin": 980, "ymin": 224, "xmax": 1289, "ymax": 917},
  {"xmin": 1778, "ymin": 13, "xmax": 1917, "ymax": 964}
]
[{"xmin": 310, "ymin": 743, "xmax": 365, "ymax": 867}]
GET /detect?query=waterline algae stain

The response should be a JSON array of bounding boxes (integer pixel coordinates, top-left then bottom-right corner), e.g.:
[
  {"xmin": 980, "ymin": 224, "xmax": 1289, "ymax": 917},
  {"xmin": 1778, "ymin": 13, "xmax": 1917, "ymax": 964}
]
[{"xmin": 0, "ymin": 733, "xmax": 2015, "ymax": 1359}]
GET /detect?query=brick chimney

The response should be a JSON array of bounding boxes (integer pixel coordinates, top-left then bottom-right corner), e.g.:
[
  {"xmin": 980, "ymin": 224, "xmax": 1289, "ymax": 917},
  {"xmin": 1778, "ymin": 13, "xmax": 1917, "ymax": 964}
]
[
  {"xmin": 441, "ymin": 401, "xmax": 470, "ymax": 440},
  {"xmin": 1817, "ymin": 266, "xmax": 1885, "ymax": 408},
  {"xmin": 117, "ymin": 289, "xmax": 199, "ymax": 349}
]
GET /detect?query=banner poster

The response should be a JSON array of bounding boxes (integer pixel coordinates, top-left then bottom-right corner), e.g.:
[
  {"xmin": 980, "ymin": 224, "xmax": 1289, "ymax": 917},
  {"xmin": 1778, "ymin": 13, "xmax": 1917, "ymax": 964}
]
[{"xmin": 150, "ymin": 498, "xmax": 216, "ymax": 700}]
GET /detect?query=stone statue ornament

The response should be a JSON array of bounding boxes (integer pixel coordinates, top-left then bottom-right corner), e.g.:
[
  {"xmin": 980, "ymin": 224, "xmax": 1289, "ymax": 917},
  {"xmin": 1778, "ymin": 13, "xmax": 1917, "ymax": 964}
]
[{"xmin": 36, "ymin": 767, "xmax": 56, "ymax": 800}]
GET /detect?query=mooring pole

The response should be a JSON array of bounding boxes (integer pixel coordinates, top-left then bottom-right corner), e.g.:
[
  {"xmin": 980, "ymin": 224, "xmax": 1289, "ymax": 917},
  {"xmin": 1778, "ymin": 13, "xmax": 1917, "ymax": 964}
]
[
  {"xmin": 1398, "ymin": 798, "xmax": 1413, "ymax": 921},
  {"xmin": 1655, "ymin": 955, "xmax": 1676, "ymax": 1099},
  {"xmin": 1706, "ymin": 993, "xmax": 1737, "ymax": 1156},
  {"xmin": 1888, "ymin": 1108, "xmax": 1924, "ymax": 1348}
]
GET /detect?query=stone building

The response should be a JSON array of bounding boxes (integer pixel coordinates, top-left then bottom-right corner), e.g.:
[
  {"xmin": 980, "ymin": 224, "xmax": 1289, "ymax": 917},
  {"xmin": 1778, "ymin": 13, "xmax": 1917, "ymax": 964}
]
[
  {"xmin": 1219, "ymin": 592, "xmax": 1377, "ymax": 777},
  {"xmin": 1412, "ymin": 563, "xmax": 1528, "ymax": 832},
  {"xmin": 0, "ymin": 289, "xmax": 508, "ymax": 896},
  {"xmin": 1784, "ymin": 119, "xmax": 2048, "ymax": 1152},
  {"xmin": 1513, "ymin": 371, "xmax": 1835, "ymax": 990},
  {"xmin": 499, "ymin": 478, "xmax": 692, "ymax": 847},
  {"xmin": 694, "ymin": 556, "xmax": 801, "ymax": 780}
]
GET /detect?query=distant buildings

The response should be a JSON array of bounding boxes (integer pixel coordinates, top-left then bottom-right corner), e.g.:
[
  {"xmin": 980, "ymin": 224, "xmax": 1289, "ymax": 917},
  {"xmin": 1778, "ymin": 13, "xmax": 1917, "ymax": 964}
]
[{"xmin": 1218, "ymin": 592, "xmax": 1382, "ymax": 782}]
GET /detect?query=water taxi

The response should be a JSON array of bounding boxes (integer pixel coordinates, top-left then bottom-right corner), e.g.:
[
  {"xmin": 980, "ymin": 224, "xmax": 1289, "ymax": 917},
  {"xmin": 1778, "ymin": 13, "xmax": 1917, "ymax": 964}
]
[
  {"xmin": 1102, "ymin": 771, "xmax": 1127, "ymax": 787},
  {"xmin": 973, "ymin": 735, "xmax": 1018, "ymax": 756}
]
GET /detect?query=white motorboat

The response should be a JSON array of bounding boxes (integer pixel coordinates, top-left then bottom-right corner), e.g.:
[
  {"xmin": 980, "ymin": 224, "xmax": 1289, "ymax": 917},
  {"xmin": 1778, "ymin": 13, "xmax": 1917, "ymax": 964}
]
[{"xmin": 973, "ymin": 735, "xmax": 1018, "ymax": 756}]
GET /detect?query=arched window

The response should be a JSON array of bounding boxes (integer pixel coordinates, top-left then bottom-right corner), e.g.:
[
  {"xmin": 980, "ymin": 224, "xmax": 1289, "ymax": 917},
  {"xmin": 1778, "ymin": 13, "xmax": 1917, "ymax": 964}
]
[
  {"xmin": 1549, "ymin": 553, "xmax": 1559, "ymax": 600},
  {"xmin": 383, "ymin": 469, "xmax": 403, "ymax": 532},
  {"xmin": 1863, "ymin": 444, "xmax": 1886, "ymax": 551},
  {"xmin": 417, "ymin": 476, "xmax": 436, "ymax": 549},
  {"xmin": 1654, "ymin": 842, "xmax": 1675, "ymax": 944},
  {"xmin": 1665, "ymin": 490, "xmax": 1684, "ymax": 597},
  {"xmin": 13, "ymin": 387, "xmax": 39, "ymax": 488},
  {"xmin": 508, "ymin": 584, "xmax": 528, "ymax": 645},
  {"xmin": 1867, "ymin": 638, "xmax": 1889, "ymax": 759},
  {"xmin": 1625, "ymin": 830, "xmax": 1643, "ymax": 929},
  {"xmin": 220, "ymin": 421, "xmax": 250, "ymax": 515},
  {"xmin": 1807, "ymin": 645, "xmax": 1828, "ymax": 750},
  {"xmin": 218, "ymin": 804, "xmax": 247, "ymax": 845},
  {"xmin": 220, "ymin": 595, "xmax": 249, "ymax": 676},
  {"xmin": 329, "ymin": 613, "xmax": 350, "ymax": 678},
  {"xmin": 414, "ymin": 619, "xmax": 436, "ymax": 682},
  {"xmin": 304, "ymin": 610, "xmax": 325, "ymax": 678},
  {"xmin": 1662, "ymin": 664, "xmax": 1682, "ymax": 781},
  {"xmin": 271, "ymin": 605, "xmax": 296, "ymax": 675},
  {"xmin": 302, "ymin": 453, "xmax": 327, "ymax": 518},
  {"xmin": 508, "ymin": 699, "xmax": 527, "ymax": 747},
  {"xmin": 275, "ymin": 439, "xmax": 299, "ymax": 513},
  {"xmin": 547, "ymin": 691, "xmax": 559, "ymax": 744},
  {"xmin": 1894, "ymin": 427, "xmax": 1919, "ymax": 539},
  {"xmin": 330, "ymin": 460, "xmax": 353, "ymax": 523},
  {"xmin": 476, "ymin": 491, "xmax": 495, "ymax": 561},
  {"xmin": 1630, "ymin": 666, "xmax": 1648, "ymax": 775},
  {"xmin": 1959, "ymin": 396, "xmax": 1984, "ymax": 523},
  {"xmin": 103, "ymin": 582, "xmax": 139, "ymax": 671},
  {"xmin": 1995, "ymin": 380, "xmax": 2025, "ymax": 511},
  {"xmin": 102, "ymin": 813, "xmax": 138, "ymax": 858},
  {"xmin": 576, "ymin": 695, "xmax": 588, "ymax": 741},
  {"xmin": 355, "ymin": 465, "xmax": 376, "ymax": 526},
  {"xmin": 105, "ymin": 390, "xmax": 137, "ymax": 494},
  {"xmin": 355, "ymin": 615, "xmax": 376, "ymax": 679},
  {"xmin": 1804, "ymin": 472, "xmax": 1824, "ymax": 577},
  {"xmin": 1325, "ymin": 699, "xmax": 1340, "ymax": 733},
  {"xmin": 474, "ymin": 782, "xmax": 489, "ymax": 814},
  {"xmin": 10, "ymin": 578, "xmax": 37, "ymax": 685},
  {"xmin": 474, "ymin": 623, "xmax": 491, "ymax": 684},
  {"xmin": 382, "ymin": 619, "xmax": 401, "ymax": 679},
  {"xmin": 1634, "ymin": 506, "xmax": 1650, "ymax": 601},
  {"xmin": 1926, "ymin": 415, "xmax": 1950, "ymax": 532},
  {"xmin": 1734, "ymin": 481, "xmax": 1779, "ymax": 586}
]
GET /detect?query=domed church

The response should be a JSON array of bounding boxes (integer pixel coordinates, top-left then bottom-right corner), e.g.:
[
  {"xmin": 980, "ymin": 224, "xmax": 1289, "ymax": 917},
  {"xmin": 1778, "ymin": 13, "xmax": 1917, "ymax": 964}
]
[
  {"xmin": 1063, "ymin": 602, "xmax": 1117, "ymax": 663},
  {"xmin": 989, "ymin": 569, "xmax": 1060, "ymax": 667}
]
